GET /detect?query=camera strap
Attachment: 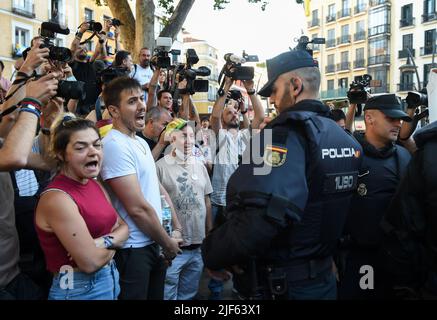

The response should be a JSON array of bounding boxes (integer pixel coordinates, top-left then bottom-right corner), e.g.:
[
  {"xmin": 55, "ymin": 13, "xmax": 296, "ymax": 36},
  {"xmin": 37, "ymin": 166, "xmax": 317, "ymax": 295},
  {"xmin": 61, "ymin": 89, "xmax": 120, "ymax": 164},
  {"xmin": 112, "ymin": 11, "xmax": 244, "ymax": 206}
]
[{"xmin": 80, "ymin": 32, "xmax": 97, "ymax": 45}]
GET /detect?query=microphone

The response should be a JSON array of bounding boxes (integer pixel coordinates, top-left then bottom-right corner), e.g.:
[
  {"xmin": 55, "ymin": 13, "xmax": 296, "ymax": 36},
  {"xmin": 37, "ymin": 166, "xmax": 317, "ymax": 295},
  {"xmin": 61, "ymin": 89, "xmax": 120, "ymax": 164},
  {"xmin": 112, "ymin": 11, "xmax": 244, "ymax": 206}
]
[{"xmin": 41, "ymin": 22, "xmax": 70, "ymax": 35}]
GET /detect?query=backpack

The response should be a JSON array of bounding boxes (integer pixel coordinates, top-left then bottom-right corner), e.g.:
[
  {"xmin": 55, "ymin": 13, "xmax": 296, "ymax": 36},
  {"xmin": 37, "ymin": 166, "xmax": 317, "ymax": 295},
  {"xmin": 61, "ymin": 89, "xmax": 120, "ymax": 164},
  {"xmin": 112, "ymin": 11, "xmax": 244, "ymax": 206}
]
[{"xmin": 379, "ymin": 145, "xmax": 432, "ymax": 290}]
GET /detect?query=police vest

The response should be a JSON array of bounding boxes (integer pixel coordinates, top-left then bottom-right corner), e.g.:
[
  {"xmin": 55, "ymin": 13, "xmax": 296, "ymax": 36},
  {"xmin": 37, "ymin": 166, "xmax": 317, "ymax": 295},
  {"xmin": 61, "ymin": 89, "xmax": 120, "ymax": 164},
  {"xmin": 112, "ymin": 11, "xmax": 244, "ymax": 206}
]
[
  {"xmin": 344, "ymin": 134, "xmax": 411, "ymax": 248},
  {"xmin": 202, "ymin": 104, "xmax": 363, "ymax": 269}
]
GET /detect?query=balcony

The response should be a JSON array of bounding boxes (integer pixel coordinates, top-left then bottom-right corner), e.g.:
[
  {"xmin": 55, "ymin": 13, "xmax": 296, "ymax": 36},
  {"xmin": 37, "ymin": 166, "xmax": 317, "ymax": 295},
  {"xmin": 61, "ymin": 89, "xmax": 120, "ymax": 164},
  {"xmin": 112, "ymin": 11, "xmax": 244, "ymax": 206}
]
[
  {"xmin": 325, "ymin": 64, "xmax": 336, "ymax": 73},
  {"xmin": 372, "ymin": 85, "xmax": 389, "ymax": 94},
  {"xmin": 337, "ymin": 9, "xmax": 351, "ymax": 19},
  {"xmin": 421, "ymin": 46, "xmax": 437, "ymax": 56},
  {"xmin": 369, "ymin": 0, "xmax": 390, "ymax": 7},
  {"xmin": 321, "ymin": 88, "xmax": 348, "ymax": 100},
  {"xmin": 308, "ymin": 18, "xmax": 320, "ymax": 28},
  {"xmin": 354, "ymin": 31, "xmax": 366, "ymax": 41},
  {"xmin": 12, "ymin": 0, "xmax": 35, "ymax": 18},
  {"xmin": 337, "ymin": 35, "xmax": 351, "ymax": 45},
  {"xmin": 398, "ymin": 49, "xmax": 415, "ymax": 58},
  {"xmin": 326, "ymin": 15, "xmax": 336, "ymax": 23},
  {"xmin": 326, "ymin": 39, "xmax": 336, "ymax": 48},
  {"xmin": 400, "ymin": 17, "xmax": 415, "ymax": 27},
  {"xmin": 422, "ymin": 12, "xmax": 437, "ymax": 23},
  {"xmin": 354, "ymin": 59, "xmax": 366, "ymax": 69},
  {"xmin": 337, "ymin": 62, "xmax": 351, "ymax": 71},
  {"xmin": 397, "ymin": 83, "xmax": 415, "ymax": 92},
  {"xmin": 368, "ymin": 55, "xmax": 390, "ymax": 65},
  {"xmin": 354, "ymin": 5, "xmax": 367, "ymax": 14},
  {"xmin": 368, "ymin": 24, "xmax": 390, "ymax": 37}
]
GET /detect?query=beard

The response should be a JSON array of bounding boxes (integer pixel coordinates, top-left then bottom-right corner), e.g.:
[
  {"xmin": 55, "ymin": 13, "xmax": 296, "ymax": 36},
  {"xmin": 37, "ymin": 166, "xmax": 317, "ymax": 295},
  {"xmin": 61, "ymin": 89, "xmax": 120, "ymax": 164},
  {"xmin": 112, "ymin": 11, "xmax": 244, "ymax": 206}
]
[{"xmin": 226, "ymin": 121, "xmax": 239, "ymax": 129}]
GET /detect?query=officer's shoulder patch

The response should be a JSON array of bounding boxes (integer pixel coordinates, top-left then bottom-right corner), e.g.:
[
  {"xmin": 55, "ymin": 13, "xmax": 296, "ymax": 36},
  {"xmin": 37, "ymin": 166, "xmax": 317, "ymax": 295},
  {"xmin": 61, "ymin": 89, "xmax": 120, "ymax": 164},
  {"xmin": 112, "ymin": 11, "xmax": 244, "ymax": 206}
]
[{"xmin": 264, "ymin": 144, "xmax": 287, "ymax": 167}]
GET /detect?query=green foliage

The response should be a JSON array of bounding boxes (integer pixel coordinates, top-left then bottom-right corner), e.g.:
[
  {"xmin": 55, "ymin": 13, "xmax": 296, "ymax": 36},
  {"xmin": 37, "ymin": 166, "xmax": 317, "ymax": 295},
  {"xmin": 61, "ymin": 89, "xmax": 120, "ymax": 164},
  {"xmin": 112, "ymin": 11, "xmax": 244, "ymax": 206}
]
[
  {"xmin": 94, "ymin": 0, "xmax": 108, "ymax": 6},
  {"xmin": 158, "ymin": 0, "xmax": 175, "ymax": 15},
  {"xmin": 214, "ymin": 0, "xmax": 269, "ymax": 11}
]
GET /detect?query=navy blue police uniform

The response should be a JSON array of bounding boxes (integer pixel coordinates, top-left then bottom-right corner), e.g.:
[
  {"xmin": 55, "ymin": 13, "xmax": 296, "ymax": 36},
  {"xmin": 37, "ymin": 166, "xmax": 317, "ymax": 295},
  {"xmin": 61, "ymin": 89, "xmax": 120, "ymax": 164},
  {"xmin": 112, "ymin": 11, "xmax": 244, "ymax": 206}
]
[
  {"xmin": 338, "ymin": 94, "xmax": 411, "ymax": 299},
  {"xmin": 202, "ymin": 50, "xmax": 363, "ymax": 300}
]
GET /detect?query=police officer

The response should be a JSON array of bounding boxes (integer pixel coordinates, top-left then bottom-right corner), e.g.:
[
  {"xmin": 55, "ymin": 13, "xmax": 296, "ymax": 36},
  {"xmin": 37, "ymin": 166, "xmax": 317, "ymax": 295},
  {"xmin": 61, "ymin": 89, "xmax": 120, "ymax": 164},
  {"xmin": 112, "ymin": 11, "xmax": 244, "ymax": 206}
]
[
  {"xmin": 201, "ymin": 50, "xmax": 362, "ymax": 300},
  {"xmin": 338, "ymin": 94, "xmax": 412, "ymax": 299},
  {"xmin": 381, "ymin": 120, "xmax": 437, "ymax": 298}
]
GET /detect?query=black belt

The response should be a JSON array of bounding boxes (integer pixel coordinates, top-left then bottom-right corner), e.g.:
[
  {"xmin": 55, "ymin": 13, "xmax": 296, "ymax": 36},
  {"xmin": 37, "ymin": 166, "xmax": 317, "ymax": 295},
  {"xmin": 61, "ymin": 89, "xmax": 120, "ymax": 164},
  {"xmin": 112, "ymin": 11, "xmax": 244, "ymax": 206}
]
[
  {"xmin": 182, "ymin": 244, "xmax": 201, "ymax": 251},
  {"xmin": 266, "ymin": 256, "xmax": 333, "ymax": 282}
]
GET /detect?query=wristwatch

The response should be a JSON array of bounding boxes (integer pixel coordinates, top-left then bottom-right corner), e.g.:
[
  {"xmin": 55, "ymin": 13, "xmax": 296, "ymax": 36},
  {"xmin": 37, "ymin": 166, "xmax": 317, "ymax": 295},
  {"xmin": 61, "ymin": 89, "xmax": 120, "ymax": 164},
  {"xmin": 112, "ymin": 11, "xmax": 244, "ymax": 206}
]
[
  {"xmin": 247, "ymin": 89, "xmax": 256, "ymax": 96},
  {"xmin": 102, "ymin": 235, "xmax": 114, "ymax": 249}
]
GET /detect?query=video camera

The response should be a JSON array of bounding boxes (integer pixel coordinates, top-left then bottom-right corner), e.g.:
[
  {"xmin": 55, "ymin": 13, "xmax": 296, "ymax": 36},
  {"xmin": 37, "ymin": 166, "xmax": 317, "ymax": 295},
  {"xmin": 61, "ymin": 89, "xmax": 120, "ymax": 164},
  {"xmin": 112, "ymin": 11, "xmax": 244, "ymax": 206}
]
[
  {"xmin": 222, "ymin": 53, "xmax": 256, "ymax": 81},
  {"xmin": 406, "ymin": 89, "xmax": 428, "ymax": 108},
  {"xmin": 293, "ymin": 35, "xmax": 325, "ymax": 57},
  {"xmin": 347, "ymin": 74, "xmax": 372, "ymax": 104},
  {"xmin": 86, "ymin": 20, "xmax": 103, "ymax": 33},
  {"xmin": 38, "ymin": 21, "xmax": 72, "ymax": 62},
  {"xmin": 98, "ymin": 66, "xmax": 130, "ymax": 85},
  {"xmin": 228, "ymin": 89, "xmax": 242, "ymax": 101},
  {"xmin": 32, "ymin": 74, "xmax": 86, "ymax": 101},
  {"xmin": 173, "ymin": 48, "xmax": 210, "ymax": 95},
  {"xmin": 110, "ymin": 18, "xmax": 123, "ymax": 27},
  {"xmin": 151, "ymin": 37, "xmax": 181, "ymax": 69}
]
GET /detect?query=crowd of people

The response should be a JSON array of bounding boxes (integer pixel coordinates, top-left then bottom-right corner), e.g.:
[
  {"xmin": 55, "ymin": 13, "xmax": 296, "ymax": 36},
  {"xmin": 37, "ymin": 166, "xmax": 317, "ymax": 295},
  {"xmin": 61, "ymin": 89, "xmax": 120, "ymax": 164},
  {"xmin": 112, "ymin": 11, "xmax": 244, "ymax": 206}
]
[{"xmin": 0, "ymin": 18, "xmax": 436, "ymax": 301}]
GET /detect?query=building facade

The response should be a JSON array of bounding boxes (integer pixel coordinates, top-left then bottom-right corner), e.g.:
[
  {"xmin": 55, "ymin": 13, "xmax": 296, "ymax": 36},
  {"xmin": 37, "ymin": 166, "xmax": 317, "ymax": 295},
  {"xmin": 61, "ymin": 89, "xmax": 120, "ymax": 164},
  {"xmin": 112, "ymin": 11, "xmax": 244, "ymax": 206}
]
[
  {"xmin": 183, "ymin": 30, "xmax": 220, "ymax": 115},
  {"xmin": 392, "ymin": 0, "xmax": 437, "ymax": 98},
  {"xmin": 0, "ymin": 0, "xmax": 79, "ymax": 79},
  {"xmin": 307, "ymin": 0, "xmax": 370, "ymax": 103}
]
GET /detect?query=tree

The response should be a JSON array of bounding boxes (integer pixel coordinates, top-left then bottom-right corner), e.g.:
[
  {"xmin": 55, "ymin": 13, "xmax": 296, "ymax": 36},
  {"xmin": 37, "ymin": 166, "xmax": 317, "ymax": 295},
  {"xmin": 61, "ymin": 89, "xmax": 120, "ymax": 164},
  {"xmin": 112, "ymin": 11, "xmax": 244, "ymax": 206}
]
[{"xmin": 96, "ymin": 0, "xmax": 269, "ymax": 56}]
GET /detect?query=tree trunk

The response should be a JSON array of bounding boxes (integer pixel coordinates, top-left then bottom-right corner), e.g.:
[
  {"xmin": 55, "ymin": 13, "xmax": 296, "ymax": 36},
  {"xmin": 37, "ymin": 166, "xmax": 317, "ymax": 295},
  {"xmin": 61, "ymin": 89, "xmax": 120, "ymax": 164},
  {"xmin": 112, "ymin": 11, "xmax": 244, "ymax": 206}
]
[
  {"xmin": 159, "ymin": 0, "xmax": 196, "ymax": 41},
  {"xmin": 105, "ymin": 0, "xmax": 136, "ymax": 53},
  {"xmin": 136, "ymin": 0, "xmax": 156, "ymax": 54}
]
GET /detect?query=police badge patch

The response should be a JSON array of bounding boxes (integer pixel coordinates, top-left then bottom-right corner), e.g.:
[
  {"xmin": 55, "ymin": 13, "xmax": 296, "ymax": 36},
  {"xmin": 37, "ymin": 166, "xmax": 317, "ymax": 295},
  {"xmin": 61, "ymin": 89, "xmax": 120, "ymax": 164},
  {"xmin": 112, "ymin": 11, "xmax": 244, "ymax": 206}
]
[
  {"xmin": 264, "ymin": 144, "xmax": 287, "ymax": 167},
  {"xmin": 357, "ymin": 183, "xmax": 367, "ymax": 196}
]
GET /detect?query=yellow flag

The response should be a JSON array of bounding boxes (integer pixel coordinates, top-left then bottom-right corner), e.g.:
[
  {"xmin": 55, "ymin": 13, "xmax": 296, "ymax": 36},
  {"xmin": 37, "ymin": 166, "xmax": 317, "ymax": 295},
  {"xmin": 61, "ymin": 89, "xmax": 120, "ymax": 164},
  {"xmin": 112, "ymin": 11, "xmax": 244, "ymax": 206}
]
[{"xmin": 304, "ymin": 0, "xmax": 311, "ymax": 16}]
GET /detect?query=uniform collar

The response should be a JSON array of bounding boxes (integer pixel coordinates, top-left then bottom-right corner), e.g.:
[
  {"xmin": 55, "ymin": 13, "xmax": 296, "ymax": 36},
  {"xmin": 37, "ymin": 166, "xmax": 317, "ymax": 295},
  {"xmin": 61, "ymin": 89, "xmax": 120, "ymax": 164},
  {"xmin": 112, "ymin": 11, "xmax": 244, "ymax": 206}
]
[
  {"xmin": 282, "ymin": 99, "xmax": 331, "ymax": 116},
  {"xmin": 353, "ymin": 131, "xmax": 396, "ymax": 159}
]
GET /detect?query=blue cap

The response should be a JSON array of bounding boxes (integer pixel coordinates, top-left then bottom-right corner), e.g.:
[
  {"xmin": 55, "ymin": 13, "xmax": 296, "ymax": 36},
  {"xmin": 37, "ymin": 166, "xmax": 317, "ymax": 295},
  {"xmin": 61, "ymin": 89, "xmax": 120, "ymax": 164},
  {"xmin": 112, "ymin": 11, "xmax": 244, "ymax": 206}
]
[
  {"xmin": 364, "ymin": 94, "xmax": 411, "ymax": 122},
  {"xmin": 258, "ymin": 50, "xmax": 318, "ymax": 97}
]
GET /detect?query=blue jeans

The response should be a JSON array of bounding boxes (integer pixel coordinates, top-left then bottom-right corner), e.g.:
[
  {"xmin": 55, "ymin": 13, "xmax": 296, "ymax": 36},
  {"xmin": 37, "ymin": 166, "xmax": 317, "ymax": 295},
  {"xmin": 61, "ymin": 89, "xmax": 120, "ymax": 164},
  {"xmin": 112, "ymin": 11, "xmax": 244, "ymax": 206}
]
[
  {"xmin": 48, "ymin": 260, "xmax": 120, "ymax": 300},
  {"xmin": 164, "ymin": 247, "xmax": 204, "ymax": 300}
]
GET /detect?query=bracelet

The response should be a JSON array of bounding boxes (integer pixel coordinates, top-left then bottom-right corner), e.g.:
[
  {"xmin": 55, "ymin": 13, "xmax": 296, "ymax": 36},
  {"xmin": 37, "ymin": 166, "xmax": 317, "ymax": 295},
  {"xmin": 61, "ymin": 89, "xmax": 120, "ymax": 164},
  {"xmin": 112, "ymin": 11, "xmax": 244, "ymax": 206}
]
[
  {"xmin": 75, "ymin": 31, "xmax": 83, "ymax": 39},
  {"xmin": 19, "ymin": 107, "xmax": 41, "ymax": 118},
  {"xmin": 102, "ymin": 235, "xmax": 114, "ymax": 249},
  {"xmin": 247, "ymin": 89, "xmax": 256, "ymax": 96},
  {"xmin": 21, "ymin": 97, "xmax": 43, "ymax": 110},
  {"xmin": 241, "ymin": 110, "xmax": 248, "ymax": 115},
  {"xmin": 98, "ymin": 39, "xmax": 104, "ymax": 44}
]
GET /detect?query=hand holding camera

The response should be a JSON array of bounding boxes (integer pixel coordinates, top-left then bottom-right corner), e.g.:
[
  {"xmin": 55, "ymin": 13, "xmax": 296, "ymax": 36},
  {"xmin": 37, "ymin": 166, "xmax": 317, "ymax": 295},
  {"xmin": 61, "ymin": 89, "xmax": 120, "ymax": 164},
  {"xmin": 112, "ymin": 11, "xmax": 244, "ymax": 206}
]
[
  {"xmin": 25, "ymin": 72, "xmax": 59, "ymax": 103},
  {"xmin": 20, "ymin": 42, "xmax": 50, "ymax": 75}
]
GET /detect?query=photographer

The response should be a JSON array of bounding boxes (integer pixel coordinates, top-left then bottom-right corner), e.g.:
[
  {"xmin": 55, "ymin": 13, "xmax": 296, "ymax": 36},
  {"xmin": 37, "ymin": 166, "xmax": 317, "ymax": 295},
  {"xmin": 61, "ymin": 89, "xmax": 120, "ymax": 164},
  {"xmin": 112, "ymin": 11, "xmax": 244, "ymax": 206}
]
[
  {"xmin": 69, "ymin": 21, "xmax": 105, "ymax": 116},
  {"xmin": 132, "ymin": 47, "xmax": 153, "ymax": 102},
  {"xmin": 0, "ymin": 69, "xmax": 59, "ymax": 299}
]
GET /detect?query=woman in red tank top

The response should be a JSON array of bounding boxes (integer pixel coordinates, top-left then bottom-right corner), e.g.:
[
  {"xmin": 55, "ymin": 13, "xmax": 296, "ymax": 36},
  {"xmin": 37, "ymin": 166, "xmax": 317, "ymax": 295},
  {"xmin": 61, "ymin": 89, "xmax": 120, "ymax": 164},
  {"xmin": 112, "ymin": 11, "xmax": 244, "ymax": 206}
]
[{"xmin": 35, "ymin": 114, "xmax": 128, "ymax": 300}]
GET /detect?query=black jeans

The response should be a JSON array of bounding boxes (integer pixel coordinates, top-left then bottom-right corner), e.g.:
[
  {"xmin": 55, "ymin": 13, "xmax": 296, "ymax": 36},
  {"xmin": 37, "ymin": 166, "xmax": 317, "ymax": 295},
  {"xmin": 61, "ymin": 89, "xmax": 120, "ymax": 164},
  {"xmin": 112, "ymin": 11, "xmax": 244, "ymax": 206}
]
[
  {"xmin": 114, "ymin": 243, "xmax": 167, "ymax": 300},
  {"xmin": 0, "ymin": 273, "xmax": 43, "ymax": 300}
]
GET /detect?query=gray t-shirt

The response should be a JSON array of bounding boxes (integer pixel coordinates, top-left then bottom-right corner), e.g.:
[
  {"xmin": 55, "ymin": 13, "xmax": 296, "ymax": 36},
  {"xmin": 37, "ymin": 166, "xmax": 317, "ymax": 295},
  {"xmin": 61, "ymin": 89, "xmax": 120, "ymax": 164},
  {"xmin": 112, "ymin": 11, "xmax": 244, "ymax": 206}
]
[
  {"xmin": 0, "ymin": 172, "xmax": 20, "ymax": 288},
  {"xmin": 156, "ymin": 155, "xmax": 213, "ymax": 246}
]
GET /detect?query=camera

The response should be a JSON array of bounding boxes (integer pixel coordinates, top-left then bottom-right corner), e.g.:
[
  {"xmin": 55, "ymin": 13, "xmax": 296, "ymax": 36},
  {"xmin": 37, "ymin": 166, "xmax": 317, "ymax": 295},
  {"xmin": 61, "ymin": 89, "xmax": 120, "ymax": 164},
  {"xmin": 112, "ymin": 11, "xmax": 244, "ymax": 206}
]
[
  {"xmin": 222, "ymin": 53, "xmax": 255, "ymax": 81},
  {"xmin": 110, "ymin": 18, "xmax": 123, "ymax": 27},
  {"xmin": 151, "ymin": 37, "xmax": 181, "ymax": 69},
  {"xmin": 228, "ymin": 89, "xmax": 242, "ymax": 101},
  {"xmin": 57, "ymin": 80, "xmax": 86, "ymax": 100},
  {"xmin": 38, "ymin": 21, "xmax": 72, "ymax": 62},
  {"xmin": 347, "ymin": 74, "xmax": 372, "ymax": 104},
  {"xmin": 173, "ymin": 49, "xmax": 210, "ymax": 95},
  {"xmin": 406, "ymin": 89, "xmax": 428, "ymax": 108},
  {"xmin": 293, "ymin": 35, "xmax": 325, "ymax": 57},
  {"xmin": 86, "ymin": 20, "xmax": 102, "ymax": 33},
  {"xmin": 98, "ymin": 66, "xmax": 130, "ymax": 84}
]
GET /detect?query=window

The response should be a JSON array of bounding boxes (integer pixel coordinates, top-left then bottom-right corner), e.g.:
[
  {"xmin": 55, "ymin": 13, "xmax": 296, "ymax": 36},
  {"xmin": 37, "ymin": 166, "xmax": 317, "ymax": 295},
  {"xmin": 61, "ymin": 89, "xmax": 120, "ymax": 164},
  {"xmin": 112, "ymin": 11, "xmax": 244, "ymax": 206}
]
[
  {"xmin": 327, "ymin": 4, "xmax": 336, "ymax": 21},
  {"xmin": 356, "ymin": 0, "xmax": 366, "ymax": 12},
  {"xmin": 327, "ymin": 79, "xmax": 334, "ymax": 90},
  {"xmin": 341, "ymin": 24, "xmax": 349, "ymax": 37},
  {"xmin": 15, "ymin": 27, "xmax": 30, "ymax": 48},
  {"xmin": 424, "ymin": 0, "xmax": 436, "ymax": 14},
  {"xmin": 424, "ymin": 29, "xmax": 436, "ymax": 54},
  {"xmin": 402, "ymin": 34, "xmax": 413, "ymax": 50},
  {"xmin": 327, "ymin": 54, "xmax": 335, "ymax": 65},
  {"xmin": 369, "ymin": 37, "xmax": 389, "ymax": 61},
  {"xmin": 401, "ymin": 4, "xmax": 413, "ymax": 21},
  {"xmin": 84, "ymin": 8, "xmax": 93, "ymax": 21},
  {"xmin": 424, "ymin": 63, "xmax": 434, "ymax": 86},
  {"xmin": 338, "ymin": 78, "xmax": 348, "ymax": 88},
  {"xmin": 327, "ymin": 29, "xmax": 336, "ymax": 47},
  {"xmin": 356, "ymin": 20, "xmax": 365, "ymax": 33},
  {"xmin": 342, "ymin": 0, "xmax": 349, "ymax": 10},
  {"xmin": 356, "ymin": 47, "xmax": 364, "ymax": 60},
  {"xmin": 341, "ymin": 51, "xmax": 349, "ymax": 63},
  {"xmin": 12, "ymin": 0, "xmax": 35, "ymax": 17},
  {"xmin": 312, "ymin": 9, "xmax": 318, "ymax": 21},
  {"xmin": 401, "ymin": 72, "xmax": 414, "ymax": 85},
  {"xmin": 368, "ymin": 6, "xmax": 390, "ymax": 36},
  {"xmin": 312, "ymin": 33, "xmax": 320, "ymax": 50}
]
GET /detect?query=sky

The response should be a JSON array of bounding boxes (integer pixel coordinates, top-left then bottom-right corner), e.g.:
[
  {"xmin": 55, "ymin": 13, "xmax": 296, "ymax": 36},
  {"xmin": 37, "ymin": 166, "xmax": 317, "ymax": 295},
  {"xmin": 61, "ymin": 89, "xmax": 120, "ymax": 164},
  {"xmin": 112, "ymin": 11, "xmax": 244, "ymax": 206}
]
[{"xmin": 183, "ymin": 0, "xmax": 308, "ymax": 62}]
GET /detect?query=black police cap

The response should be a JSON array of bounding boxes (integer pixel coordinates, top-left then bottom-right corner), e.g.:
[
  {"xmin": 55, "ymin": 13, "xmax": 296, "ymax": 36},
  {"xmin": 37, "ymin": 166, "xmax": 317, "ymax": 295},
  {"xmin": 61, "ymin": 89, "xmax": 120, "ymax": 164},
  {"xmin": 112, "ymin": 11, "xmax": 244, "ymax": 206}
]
[
  {"xmin": 364, "ymin": 94, "xmax": 412, "ymax": 122},
  {"xmin": 258, "ymin": 50, "xmax": 318, "ymax": 97}
]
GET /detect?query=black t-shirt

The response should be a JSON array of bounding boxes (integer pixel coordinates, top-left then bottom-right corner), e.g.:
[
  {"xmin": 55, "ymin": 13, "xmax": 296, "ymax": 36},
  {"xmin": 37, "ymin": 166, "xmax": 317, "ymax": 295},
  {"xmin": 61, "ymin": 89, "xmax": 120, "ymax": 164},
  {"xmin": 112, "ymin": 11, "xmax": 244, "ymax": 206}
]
[
  {"xmin": 137, "ymin": 131, "xmax": 167, "ymax": 161},
  {"xmin": 70, "ymin": 60, "xmax": 101, "ymax": 116}
]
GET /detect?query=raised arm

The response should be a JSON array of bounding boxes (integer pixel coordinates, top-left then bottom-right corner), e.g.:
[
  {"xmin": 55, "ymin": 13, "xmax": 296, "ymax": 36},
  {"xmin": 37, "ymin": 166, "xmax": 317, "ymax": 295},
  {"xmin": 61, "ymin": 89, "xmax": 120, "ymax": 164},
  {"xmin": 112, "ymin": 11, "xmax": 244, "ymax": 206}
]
[
  {"xmin": 243, "ymin": 79, "xmax": 264, "ymax": 129},
  {"xmin": 211, "ymin": 76, "xmax": 233, "ymax": 135}
]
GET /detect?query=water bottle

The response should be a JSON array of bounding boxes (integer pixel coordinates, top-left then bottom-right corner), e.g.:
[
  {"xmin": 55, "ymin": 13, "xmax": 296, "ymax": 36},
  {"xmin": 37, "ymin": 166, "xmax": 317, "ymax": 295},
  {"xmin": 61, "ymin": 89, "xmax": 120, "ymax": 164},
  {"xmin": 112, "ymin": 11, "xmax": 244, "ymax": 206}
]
[{"xmin": 161, "ymin": 195, "xmax": 172, "ymax": 235}]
